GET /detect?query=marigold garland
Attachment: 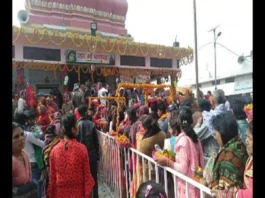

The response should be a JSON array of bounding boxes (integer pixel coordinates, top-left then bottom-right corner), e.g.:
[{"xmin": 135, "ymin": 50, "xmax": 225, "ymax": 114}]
[
  {"xmin": 101, "ymin": 38, "xmax": 116, "ymax": 53},
  {"xmin": 117, "ymin": 39, "xmax": 128, "ymax": 55},
  {"xmin": 12, "ymin": 61, "xmax": 179, "ymax": 80},
  {"xmin": 88, "ymin": 96, "xmax": 126, "ymax": 133},
  {"xmin": 244, "ymin": 104, "xmax": 253, "ymax": 111},
  {"xmin": 139, "ymin": 43, "xmax": 150, "ymax": 57},
  {"xmin": 114, "ymin": 83, "xmax": 176, "ymax": 131},
  {"xmin": 12, "ymin": 26, "xmax": 193, "ymax": 63},
  {"xmin": 151, "ymin": 44, "xmax": 159, "ymax": 57},
  {"xmin": 244, "ymin": 103, "xmax": 253, "ymax": 122},
  {"xmin": 128, "ymin": 41, "xmax": 140, "ymax": 56},
  {"xmin": 115, "ymin": 82, "xmax": 175, "ymax": 105},
  {"xmin": 88, "ymin": 97, "xmax": 126, "ymax": 108}
]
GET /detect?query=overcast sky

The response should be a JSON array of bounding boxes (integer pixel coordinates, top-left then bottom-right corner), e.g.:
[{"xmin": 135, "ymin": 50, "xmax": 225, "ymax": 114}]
[
  {"xmin": 126, "ymin": 0, "xmax": 252, "ymax": 85},
  {"xmin": 13, "ymin": 0, "xmax": 252, "ymax": 84}
]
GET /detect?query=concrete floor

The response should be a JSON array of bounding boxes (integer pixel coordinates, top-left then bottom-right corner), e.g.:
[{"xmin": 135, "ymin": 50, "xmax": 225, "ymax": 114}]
[{"xmin": 98, "ymin": 179, "xmax": 113, "ymax": 198}]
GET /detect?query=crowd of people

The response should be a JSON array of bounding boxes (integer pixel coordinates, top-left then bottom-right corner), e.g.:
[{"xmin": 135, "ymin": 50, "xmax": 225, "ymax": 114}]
[{"xmin": 12, "ymin": 80, "xmax": 253, "ymax": 198}]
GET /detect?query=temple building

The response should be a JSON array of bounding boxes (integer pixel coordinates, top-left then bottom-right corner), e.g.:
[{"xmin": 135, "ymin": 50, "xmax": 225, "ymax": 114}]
[{"xmin": 12, "ymin": 0, "xmax": 193, "ymax": 94}]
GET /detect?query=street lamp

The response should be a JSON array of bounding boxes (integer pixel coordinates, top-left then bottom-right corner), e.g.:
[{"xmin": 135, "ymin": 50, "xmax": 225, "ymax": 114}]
[
  {"xmin": 208, "ymin": 25, "xmax": 221, "ymax": 90},
  {"xmin": 173, "ymin": 35, "xmax": 179, "ymax": 47},
  {"xmin": 173, "ymin": 35, "xmax": 180, "ymax": 68},
  {"xmin": 91, "ymin": 21, "xmax": 97, "ymax": 36}
]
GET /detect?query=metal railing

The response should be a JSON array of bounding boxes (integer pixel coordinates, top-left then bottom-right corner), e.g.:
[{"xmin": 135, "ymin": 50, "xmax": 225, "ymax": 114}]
[
  {"xmin": 98, "ymin": 131, "xmax": 124, "ymax": 198},
  {"xmin": 97, "ymin": 131, "xmax": 212, "ymax": 198}
]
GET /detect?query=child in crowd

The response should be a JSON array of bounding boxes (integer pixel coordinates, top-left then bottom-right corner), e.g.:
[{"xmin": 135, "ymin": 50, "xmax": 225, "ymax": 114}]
[{"xmin": 136, "ymin": 181, "xmax": 167, "ymax": 198}]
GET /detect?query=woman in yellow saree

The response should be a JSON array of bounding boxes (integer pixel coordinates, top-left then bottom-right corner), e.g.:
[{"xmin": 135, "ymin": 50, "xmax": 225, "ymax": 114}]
[
  {"xmin": 131, "ymin": 115, "xmax": 166, "ymax": 198},
  {"xmin": 131, "ymin": 115, "xmax": 147, "ymax": 197}
]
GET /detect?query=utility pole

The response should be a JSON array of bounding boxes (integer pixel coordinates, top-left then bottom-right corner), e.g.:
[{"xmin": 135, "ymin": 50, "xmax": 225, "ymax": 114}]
[
  {"xmin": 208, "ymin": 25, "xmax": 221, "ymax": 90},
  {"xmin": 193, "ymin": 0, "xmax": 200, "ymax": 104}
]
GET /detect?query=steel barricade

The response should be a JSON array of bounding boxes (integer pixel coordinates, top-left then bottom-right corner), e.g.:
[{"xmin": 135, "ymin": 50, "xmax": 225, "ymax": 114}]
[{"xmin": 97, "ymin": 131, "xmax": 212, "ymax": 198}]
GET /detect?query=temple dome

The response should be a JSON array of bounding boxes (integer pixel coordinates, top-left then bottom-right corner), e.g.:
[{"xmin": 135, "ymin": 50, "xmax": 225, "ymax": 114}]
[
  {"xmin": 72, "ymin": 0, "xmax": 98, "ymax": 9},
  {"xmin": 28, "ymin": 0, "xmax": 128, "ymax": 34},
  {"xmin": 96, "ymin": 0, "xmax": 115, "ymax": 13},
  {"xmin": 48, "ymin": 0, "xmax": 127, "ymax": 16},
  {"xmin": 113, "ymin": 0, "xmax": 128, "ymax": 16}
]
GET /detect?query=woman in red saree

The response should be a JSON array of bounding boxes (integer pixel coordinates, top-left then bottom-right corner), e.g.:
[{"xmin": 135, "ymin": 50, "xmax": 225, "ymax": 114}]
[
  {"xmin": 37, "ymin": 105, "xmax": 52, "ymax": 133},
  {"xmin": 37, "ymin": 97, "xmax": 46, "ymax": 115},
  {"xmin": 46, "ymin": 96, "xmax": 58, "ymax": 122},
  {"xmin": 48, "ymin": 113, "xmax": 95, "ymax": 198},
  {"xmin": 93, "ymin": 105, "xmax": 107, "ymax": 129},
  {"xmin": 25, "ymin": 85, "xmax": 37, "ymax": 110}
]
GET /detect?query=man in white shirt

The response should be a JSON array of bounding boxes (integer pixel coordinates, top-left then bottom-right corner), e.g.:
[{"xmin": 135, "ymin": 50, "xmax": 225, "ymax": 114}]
[
  {"xmin": 24, "ymin": 131, "xmax": 44, "ymax": 164},
  {"xmin": 17, "ymin": 90, "xmax": 27, "ymax": 114},
  {"xmin": 225, "ymin": 99, "xmax": 231, "ymax": 111},
  {"xmin": 97, "ymin": 82, "xmax": 108, "ymax": 105},
  {"xmin": 24, "ymin": 130, "xmax": 44, "ymax": 198}
]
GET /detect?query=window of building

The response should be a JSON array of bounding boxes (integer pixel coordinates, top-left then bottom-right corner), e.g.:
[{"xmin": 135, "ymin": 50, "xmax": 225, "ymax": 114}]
[
  {"xmin": 225, "ymin": 77, "xmax": 235, "ymax": 83},
  {"xmin": 23, "ymin": 47, "xmax": 61, "ymax": 61},
  {"xmin": 194, "ymin": 84, "xmax": 202, "ymax": 88},
  {"xmin": 150, "ymin": 58, "xmax": 172, "ymax": 68},
  {"xmin": 212, "ymin": 80, "xmax": 220, "ymax": 85},
  {"xmin": 120, "ymin": 55, "xmax": 145, "ymax": 66}
]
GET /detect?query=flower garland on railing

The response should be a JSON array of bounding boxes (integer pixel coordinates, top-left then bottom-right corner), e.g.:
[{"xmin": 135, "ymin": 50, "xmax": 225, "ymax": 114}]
[
  {"xmin": 115, "ymin": 83, "xmax": 175, "ymax": 131},
  {"xmin": 88, "ymin": 96, "xmax": 127, "ymax": 134},
  {"xmin": 244, "ymin": 103, "xmax": 253, "ymax": 122},
  {"xmin": 88, "ymin": 97, "xmax": 126, "ymax": 108},
  {"xmin": 12, "ymin": 61, "xmax": 179, "ymax": 82},
  {"xmin": 116, "ymin": 82, "xmax": 175, "ymax": 106},
  {"xmin": 12, "ymin": 26, "xmax": 194, "ymax": 62}
]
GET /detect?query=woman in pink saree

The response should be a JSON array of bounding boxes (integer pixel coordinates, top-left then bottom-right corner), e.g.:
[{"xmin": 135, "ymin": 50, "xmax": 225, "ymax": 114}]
[{"xmin": 156, "ymin": 107, "xmax": 204, "ymax": 198}]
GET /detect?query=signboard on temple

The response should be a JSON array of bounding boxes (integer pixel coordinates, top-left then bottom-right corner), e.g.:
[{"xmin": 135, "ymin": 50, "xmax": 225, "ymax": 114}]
[
  {"xmin": 136, "ymin": 71, "xmax": 150, "ymax": 83},
  {"xmin": 120, "ymin": 75, "xmax": 134, "ymax": 83},
  {"xmin": 66, "ymin": 50, "xmax": 115, "ymax": 65}
]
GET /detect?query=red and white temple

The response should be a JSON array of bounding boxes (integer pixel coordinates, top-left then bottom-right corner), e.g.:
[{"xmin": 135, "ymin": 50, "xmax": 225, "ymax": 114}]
[{"xmin": 12, "ymin": 0, "xmax": 193, "ymax": 94}]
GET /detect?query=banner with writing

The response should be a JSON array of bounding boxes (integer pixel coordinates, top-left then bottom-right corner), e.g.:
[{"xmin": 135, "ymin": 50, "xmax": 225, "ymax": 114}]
[
  {"xmin": 120, "ymin": 75, "xmax": 134, "ymax": 83},
  {"xmin": 66, "ymin": 50, "xmax": 115, "ymax": 65},
  {"xmin": 234, "ymin": 75, "xmax": 253, "ymax": 93},
  {"xmin": 136, "ymin": 71, "xmax": 150, "ymax": 83}
]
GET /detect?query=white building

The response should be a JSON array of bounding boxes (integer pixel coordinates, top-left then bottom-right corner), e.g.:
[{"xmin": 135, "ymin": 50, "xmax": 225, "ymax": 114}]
[{"xmin": 178, "ymin": 55, "xmax": 252, "ymax": 98}]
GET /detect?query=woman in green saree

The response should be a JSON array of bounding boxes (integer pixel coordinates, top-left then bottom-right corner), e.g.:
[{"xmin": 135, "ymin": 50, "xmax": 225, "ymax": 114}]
[{"xmin": 209, "ymin": 112, "xmax": 248, "ymax": 191}]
